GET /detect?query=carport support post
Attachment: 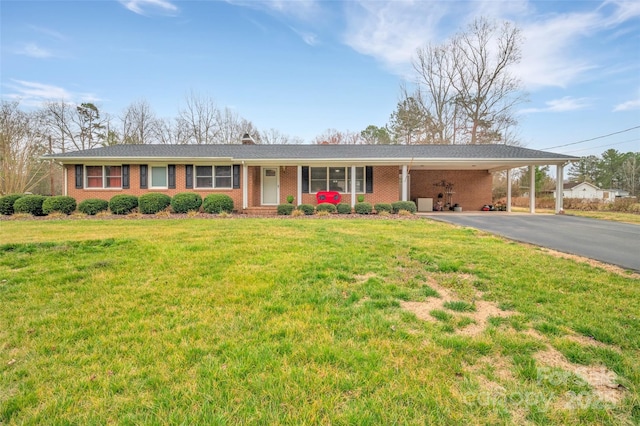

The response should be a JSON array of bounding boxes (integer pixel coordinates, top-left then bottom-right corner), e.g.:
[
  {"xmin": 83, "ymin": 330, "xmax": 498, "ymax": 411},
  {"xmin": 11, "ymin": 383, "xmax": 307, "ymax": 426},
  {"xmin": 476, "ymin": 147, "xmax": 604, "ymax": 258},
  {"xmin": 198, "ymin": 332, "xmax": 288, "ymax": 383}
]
[
  {"xmin": 401, "ymin": 165, "xmax": 408, "ymax": 201},
  {"xmin": 529, "ymin": 165, "xmax": 536, "ymax": 214},
  {"xmin": 350, "ymin": 165, "xmax": 357, "ymax": 208},
  {"xmin": 555, "ymin": 163, "xmax": 564, "ymax": 214},
  {"xmin": 506, "ymin": 168, "xmax": 512, "ymax": 213}
]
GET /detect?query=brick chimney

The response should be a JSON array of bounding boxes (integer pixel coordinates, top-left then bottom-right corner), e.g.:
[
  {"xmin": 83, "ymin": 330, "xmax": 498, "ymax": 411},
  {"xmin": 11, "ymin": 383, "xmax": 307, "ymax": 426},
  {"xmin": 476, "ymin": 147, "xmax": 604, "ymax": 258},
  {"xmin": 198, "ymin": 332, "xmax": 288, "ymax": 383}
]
[{"xmin": 241, "ymin": 133, "xmax": 255, "ymax": 145}]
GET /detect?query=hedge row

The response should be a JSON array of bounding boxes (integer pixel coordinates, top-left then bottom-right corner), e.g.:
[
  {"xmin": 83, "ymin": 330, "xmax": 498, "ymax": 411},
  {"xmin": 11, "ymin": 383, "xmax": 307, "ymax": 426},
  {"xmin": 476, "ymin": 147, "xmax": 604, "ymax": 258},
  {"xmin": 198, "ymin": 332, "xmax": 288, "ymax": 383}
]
[
  {"xmin": 276, "ymin": 201, "xmax": 417, "ymax": 216},
  {"xmin": 0, "ymin": 192, "xmax": 233, "ymax": 216}
]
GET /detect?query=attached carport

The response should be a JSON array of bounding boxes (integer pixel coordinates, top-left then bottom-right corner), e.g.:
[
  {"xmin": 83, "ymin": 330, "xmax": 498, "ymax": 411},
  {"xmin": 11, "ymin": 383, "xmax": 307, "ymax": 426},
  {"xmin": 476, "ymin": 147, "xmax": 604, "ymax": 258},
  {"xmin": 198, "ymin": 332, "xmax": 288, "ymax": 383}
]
[{"xmin": 395, "ymin": 147, "xmax": 578, "ymax": 214}]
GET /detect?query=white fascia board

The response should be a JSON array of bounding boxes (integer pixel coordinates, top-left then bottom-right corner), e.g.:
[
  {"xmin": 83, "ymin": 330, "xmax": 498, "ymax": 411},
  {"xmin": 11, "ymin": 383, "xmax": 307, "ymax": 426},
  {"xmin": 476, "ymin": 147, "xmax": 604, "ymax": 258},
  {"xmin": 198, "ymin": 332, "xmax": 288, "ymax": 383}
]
[{"xmin": 49, "ymin": 156, "xmax": 235, "ymax": 164}]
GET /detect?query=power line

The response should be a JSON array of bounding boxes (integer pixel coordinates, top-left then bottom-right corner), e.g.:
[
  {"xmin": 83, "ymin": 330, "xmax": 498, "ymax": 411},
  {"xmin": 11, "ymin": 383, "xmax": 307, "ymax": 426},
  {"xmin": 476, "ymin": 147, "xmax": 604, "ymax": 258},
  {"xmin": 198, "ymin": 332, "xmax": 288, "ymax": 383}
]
[
  {"xmin": 560, "ymin": 138, "xmax": 640, "ymax": 154},
  {"xmin": 541, "ymin": 125, "xmax": 640, "ymax": 150}
]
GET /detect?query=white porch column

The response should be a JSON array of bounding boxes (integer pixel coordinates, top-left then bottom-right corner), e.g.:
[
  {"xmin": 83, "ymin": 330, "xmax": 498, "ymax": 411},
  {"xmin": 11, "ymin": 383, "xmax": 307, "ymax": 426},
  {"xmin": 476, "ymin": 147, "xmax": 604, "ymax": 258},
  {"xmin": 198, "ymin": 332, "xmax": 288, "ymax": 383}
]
[
  {"xmin": 351, "ymin": 165, "xmax": 357, "ymax": 207},
  {"xmin": 401, "ymin": 165, "xmax": 408, "ymax": 201},
  {"xmin": 529, "ymin": 165, "xmax": 536, "ymax": 214},
  {"xmin": 242, "ymin": 163, "xmax": 248, "ymax": 209},
  {"xmin": 506, "ymin": 168, "xmax": 512, "ymax": 213},
  {"xmin": 297, "ymin": 165, "xmax": 302, "ymax": 206},
  {"xmin": 555, "ymin": 163, "xmax": 564, "ymax": 214},
  {"xmin": 64, "ymin": 165, "xmax": 68, "ymax": 196}
]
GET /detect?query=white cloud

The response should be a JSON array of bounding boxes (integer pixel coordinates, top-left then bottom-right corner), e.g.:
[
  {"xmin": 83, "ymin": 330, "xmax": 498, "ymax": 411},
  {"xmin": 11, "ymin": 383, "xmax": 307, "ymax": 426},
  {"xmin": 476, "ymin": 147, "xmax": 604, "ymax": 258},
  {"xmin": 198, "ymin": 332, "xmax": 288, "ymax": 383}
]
[
  {"xmin": 28, "ymin": 25, "xmax": 67, "ymax": 41},
  {"xmin": 520, "ymin": 96, "xmax": 592, "ymax": 114},
  {"xmin": 17, "ymin": 42, "xmax": 54, "ymax": 58},
  {"xmin": 119, "ymin": 0, "xmax": 178, "ymax": 16},
  {"xmin": 290, "ymin": 27, "xmax": 318, "ymax": 46},
  {"xmin": 342, "ymin": 1, "xmax": 449, "ymax": 75},
  {"xmin": 226, "ymin": 0, "xmax": 321, "ymax": 21},
  {"xmin": 3, "ymin": 80, "xmax": 100, "ymax": 107},
  {"xmin": 613, "ymin": 99, "xmax": 640, "ymax": 111}
]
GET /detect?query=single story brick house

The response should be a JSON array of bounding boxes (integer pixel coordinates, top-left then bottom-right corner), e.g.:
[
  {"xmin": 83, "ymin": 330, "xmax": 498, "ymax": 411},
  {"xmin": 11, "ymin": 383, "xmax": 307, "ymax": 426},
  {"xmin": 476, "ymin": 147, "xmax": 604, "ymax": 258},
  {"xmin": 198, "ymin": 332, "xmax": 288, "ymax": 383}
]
[{"xmin": 44, "ymin": 139, "xmax": 577, "ymax": 214}]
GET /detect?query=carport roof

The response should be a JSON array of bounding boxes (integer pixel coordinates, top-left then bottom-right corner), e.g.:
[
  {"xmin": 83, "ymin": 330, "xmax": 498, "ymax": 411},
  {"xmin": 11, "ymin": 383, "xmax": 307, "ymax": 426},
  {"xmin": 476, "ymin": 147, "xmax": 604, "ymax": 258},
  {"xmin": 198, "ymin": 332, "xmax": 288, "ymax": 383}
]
[{"xmin": 44, "ymin": 144, "xmax": 577, "ymax": 170}]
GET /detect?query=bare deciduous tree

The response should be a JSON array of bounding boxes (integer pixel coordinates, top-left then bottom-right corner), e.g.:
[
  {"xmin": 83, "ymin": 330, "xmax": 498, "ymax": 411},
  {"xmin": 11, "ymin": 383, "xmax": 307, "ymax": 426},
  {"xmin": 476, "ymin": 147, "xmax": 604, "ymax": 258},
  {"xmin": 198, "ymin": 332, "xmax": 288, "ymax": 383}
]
[
  {"xmin": 449, "ymin": 18, "xmax": 525, "ymax": 144},
  {"xmin": 258, "ymin": 128, "xmax": 303, "ymax": 145},
  {"xmin": 0, "ymin": 101, "xmax": 48, "ymax": 194},
  {"xmin": 413, "ymin": 44, "xmax": 456, "ymax": 143},
  {"xmin": 408, "ymin": 17, "xmax": 526, "ymax": 145},
  {"xmin": 177, "ymin": 93, "xmax": 219, "ymax": 144},
  {"xmin": 120, "ymin": 99, "xmax": 159, "ymax": 144}
]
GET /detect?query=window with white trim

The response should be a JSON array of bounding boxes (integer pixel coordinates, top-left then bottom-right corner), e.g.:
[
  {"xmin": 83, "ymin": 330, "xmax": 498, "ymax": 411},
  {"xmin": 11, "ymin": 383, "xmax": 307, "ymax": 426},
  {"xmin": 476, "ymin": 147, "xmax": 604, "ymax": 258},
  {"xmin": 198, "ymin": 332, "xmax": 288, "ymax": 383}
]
[
  {"xmin": 85, "ymin": 166, "xmax": 122, "ymax": 189},
  {"xmin": 309, "ymin": 167, "xmax": 365, "ymax": 193},
  {"xmin": 195, "ymin": 165, "xmax": 233, "ymax": 189},
  {"xmin": 151, "ymin": 166, "xmax": 167, "ymax": 188},
  {"xmin": 215, "ymin": 166, "xmax": 232, "ymax": 188}
]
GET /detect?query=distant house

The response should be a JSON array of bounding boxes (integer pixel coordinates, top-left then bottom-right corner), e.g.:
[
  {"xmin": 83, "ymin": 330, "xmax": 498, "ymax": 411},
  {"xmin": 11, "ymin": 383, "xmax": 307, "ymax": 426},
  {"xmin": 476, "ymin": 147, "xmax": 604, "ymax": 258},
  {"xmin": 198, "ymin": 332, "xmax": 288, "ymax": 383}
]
[
  {"xmin": 44, "ymin": 139, "xmax": 577, "ymax": 214},
  {"xmin": 561, "ymin": 182, "xmax": 629, "ymax": 202}
]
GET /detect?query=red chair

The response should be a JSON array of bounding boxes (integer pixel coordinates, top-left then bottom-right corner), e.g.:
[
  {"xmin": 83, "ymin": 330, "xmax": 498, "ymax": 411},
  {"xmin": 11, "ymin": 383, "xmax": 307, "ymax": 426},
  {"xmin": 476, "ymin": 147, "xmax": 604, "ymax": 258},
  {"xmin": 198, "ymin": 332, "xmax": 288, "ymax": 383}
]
[{"xmin": 316, "ymin": 191, "xmax": 342, "ymax": 205}]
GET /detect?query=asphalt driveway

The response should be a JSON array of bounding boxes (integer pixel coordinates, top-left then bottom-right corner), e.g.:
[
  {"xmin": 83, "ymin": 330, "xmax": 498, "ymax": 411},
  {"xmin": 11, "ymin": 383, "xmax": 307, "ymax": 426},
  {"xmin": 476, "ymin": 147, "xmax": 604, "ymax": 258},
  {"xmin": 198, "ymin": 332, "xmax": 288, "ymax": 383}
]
[{"xmin": 425, "ymin": 213, "xmax": 640, "ymax": 272}]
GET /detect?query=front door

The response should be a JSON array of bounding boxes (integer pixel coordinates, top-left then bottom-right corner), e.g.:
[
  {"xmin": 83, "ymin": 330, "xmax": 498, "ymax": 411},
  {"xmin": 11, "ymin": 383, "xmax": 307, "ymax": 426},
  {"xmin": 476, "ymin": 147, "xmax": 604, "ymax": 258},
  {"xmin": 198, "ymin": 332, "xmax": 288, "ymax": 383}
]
[{"xmin": 262, "ymin": 167, "xmax": 279, "ymax": 205}]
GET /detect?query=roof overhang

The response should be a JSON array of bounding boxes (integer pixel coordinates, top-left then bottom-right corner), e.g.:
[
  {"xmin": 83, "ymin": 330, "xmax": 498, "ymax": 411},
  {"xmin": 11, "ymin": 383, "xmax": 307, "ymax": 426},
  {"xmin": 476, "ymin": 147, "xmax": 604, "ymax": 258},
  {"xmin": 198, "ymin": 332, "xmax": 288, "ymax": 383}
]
[{"xmin": 47, "ymin": 156, "xmax": 575, "ymax": 171}]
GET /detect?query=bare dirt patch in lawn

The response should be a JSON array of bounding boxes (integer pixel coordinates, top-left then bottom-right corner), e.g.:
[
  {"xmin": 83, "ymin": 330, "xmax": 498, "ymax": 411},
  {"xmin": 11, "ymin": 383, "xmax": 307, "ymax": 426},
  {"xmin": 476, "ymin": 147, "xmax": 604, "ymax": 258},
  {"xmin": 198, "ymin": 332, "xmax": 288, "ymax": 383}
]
[
  {"xmin": 534, "ymin": 348, "xmax": 625, "ymax": 405},
  {"xmin": 400, "ymin": 278, "xmax": 513, "ymax": 337},
  {"xmin": 403, "ymin": 282, "xmax": 627, "ymax": 407}
]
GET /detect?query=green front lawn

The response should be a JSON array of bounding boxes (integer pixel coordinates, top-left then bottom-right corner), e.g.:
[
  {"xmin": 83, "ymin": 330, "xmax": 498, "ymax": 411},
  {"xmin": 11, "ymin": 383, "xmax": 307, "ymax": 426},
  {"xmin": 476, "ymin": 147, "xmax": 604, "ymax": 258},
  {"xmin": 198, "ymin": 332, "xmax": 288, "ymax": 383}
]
[{"xmin": 1, "ymin": 218, "xmax": 638, "ymax": 424}]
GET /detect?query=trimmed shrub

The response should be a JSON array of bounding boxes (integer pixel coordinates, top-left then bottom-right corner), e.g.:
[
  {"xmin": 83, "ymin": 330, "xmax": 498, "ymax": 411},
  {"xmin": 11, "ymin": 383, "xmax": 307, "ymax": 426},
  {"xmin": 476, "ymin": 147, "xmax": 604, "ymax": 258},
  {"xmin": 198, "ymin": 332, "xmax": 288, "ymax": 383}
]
[
  {"xmin": 0, "ymin": 194, "xmax": 23, "ymax": 215},
  {"xmin": 171, "ymin": 192, "xmax": 202, "ymax": 213},
  {"xmin": 336, "ymin": 203, "xmax": 352, "ymax": 214},
  {"xmin": 374, "ymin": 203, "xmax": 392, "ymax": 214},
  {"xmin": 42, "ymin": 196, "xmax": 76, "ymax": 215},
  {"xmin": 13, "ymin": 195, "xmax": 47, "ymax": 216},
  {"xmin": 391, "ymin": 201, "xmax": 417, "ymax": 214},
  {"xmin": 354, "ymin": 202, "xmax": 372, "ymax": 215},
  {"xmin": 109, "ymin": 194, "xmax": 138, "ymax": 215},
  {"xmin": 203, "ymin": 194, "xmax": 234, "ymax": 214},
  {"xmin": 78, "ymin": 198, "xmax": 109, "ymax": 215},
  {"xmin": 297, "ymin": 204, "xmax": 315, "ymax": 215},
  {"xmin": 277, "ymin": 204, "xmax": 295, "ymax": 215},
  {"xmin": 139, "ymin": 193, "xmax": 171, "ymax": 214},
  {"xmin": 316, "ymin": 203, "xmax": 336, "ymax": 213}
]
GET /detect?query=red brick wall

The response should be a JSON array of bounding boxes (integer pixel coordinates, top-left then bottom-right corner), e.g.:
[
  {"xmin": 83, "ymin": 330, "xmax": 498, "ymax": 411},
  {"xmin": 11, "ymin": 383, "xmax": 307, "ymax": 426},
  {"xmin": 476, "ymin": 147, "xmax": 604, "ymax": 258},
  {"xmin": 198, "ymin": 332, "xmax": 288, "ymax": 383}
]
[
  {"xmin": 409, "ymin": 169, "xmax": 492, "ymax": 211},
  {"xmin": 66, "ymin": 164, "xmax": 243, "ymax": 211},
  {"xmin": 65, "ymin": 164, "xmax": 492, "ymax": 211},
  {"xmin": 279, "ymin": 166, "xmax": 298, "ymax": 204}
]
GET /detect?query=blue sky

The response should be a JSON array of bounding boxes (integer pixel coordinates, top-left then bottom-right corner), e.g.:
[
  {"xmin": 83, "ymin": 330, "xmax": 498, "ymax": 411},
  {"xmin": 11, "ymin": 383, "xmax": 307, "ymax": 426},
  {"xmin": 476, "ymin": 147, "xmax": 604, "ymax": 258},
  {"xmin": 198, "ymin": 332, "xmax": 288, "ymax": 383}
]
[{"xmin": 1, "ymin": 0, "xmax": 639, "ymax": 156}]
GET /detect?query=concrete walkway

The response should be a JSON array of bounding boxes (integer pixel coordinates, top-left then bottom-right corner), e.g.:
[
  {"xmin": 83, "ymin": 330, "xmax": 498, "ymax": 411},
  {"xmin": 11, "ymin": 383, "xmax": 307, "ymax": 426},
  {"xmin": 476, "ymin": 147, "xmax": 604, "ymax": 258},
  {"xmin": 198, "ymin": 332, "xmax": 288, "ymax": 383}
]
[{"xmin": 422, "ymin": 213, "xmax": 640, "ymax": 272}]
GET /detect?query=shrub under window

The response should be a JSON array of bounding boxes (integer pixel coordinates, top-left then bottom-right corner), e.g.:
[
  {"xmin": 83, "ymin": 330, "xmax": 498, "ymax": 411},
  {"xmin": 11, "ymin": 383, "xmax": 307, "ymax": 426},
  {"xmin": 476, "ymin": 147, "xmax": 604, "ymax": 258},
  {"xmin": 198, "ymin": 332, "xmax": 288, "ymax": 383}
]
[
  {"xmin": 0, "ymin": 194, "xmax": 23, "ymax": 215},
  {"xmin": 13, "ymin": 195, "xmax": 47, "ymax": 216},
  {"xmin": 391, "ymin": 201, "xmax": 417, "ymax": 214},
  {"xmin": 109, "ymin": 194, "xmax": 138, "ymax": 215},
  {"xmin": 374, "ymin": 203, "xmax": 393, "ymax": 214},
  {"xmin": 316, "ymin": 203, "xmax": 337, "ymax": 213},
  {"xmin": 297, "ymin": 204, "xmax": 315, "ymax": 215},
  {"xmin": 171, "ymin": 192, "xmax": 202, "ymax": 213},
  {"xmin": 139, "ymin": 193, "xmax": 171, "ymax": 214},
  {"xmin": 42, "ymin": 196, "xmax": 77, "ymax": 215},
  {"xmin": 336, "ymin": 203, "xmax": 352, "ymax": 214},
  {"xmin": 203, "ymin": 194, "xmax": 234, "ymax": 214},
  {"xmin": 354, "ymin": 202, "xmax": 372, "ymax": 215},
  {"xmin": 277, "ymin": 204, "xmax": 295, "ymax": 215},
  {"xmin": 78, "ymin": 199, "xmax": 109, "ymax": 215}
]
